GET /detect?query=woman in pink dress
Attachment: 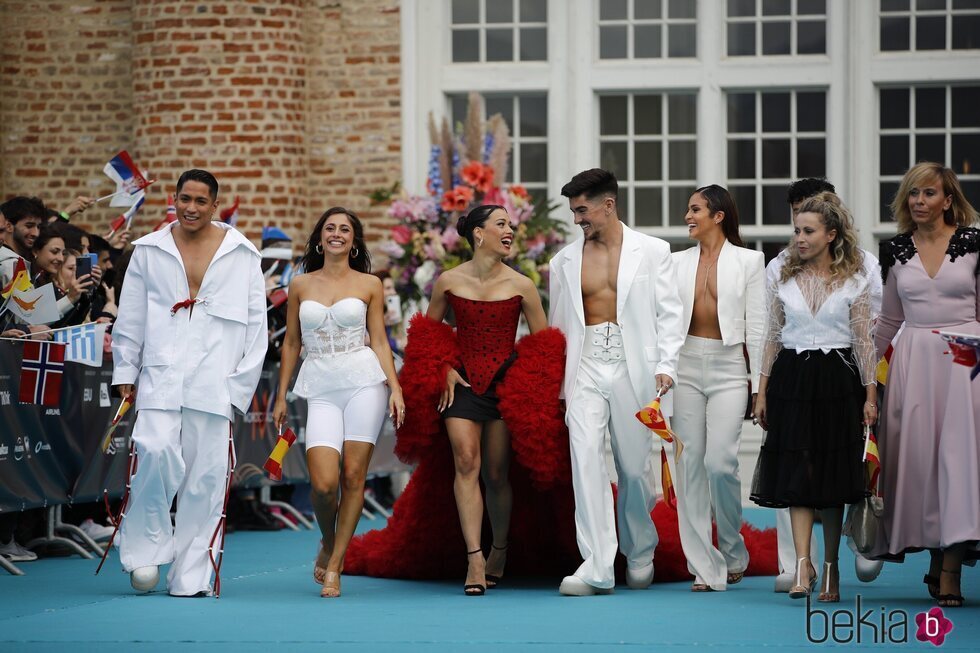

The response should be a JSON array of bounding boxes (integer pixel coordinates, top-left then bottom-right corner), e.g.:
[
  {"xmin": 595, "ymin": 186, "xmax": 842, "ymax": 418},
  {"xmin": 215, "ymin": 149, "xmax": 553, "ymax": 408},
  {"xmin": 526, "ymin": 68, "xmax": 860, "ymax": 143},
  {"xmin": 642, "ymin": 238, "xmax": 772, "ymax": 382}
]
[{"xmin": 874, "ymin": 162, "xmax": 980, "ymax": 608}]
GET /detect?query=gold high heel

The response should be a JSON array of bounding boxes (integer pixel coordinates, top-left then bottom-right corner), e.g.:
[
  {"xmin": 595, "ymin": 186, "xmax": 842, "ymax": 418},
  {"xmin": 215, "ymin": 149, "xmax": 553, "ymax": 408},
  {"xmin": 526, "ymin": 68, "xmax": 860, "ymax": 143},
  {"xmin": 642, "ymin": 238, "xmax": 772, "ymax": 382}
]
[
  {"xmin": 320, "ymin": 571, "xmax": 341, "ymax": 598},
  {"xmin": 818, "ymin": 561, "xmax": 840, "ymax": 602},
  {"xmin": 788, "ymin": 557, "xmax": 817, "ymax": 599}
]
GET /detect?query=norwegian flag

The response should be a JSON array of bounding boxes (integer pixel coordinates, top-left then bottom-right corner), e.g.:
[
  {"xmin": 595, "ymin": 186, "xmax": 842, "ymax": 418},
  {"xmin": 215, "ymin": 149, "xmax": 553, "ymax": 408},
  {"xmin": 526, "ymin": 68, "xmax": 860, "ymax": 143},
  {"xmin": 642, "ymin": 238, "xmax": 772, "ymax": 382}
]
[
  {"xmin": 153, "ymin": 194, "xmax": 178, "ymax": 232},
  {"xmin": 19, "ymin": 341, "xmax": 67, "ymax": 407},
  {"xmin": 220, "ymin": 196, "xmax": 240, "ymax": 226}
]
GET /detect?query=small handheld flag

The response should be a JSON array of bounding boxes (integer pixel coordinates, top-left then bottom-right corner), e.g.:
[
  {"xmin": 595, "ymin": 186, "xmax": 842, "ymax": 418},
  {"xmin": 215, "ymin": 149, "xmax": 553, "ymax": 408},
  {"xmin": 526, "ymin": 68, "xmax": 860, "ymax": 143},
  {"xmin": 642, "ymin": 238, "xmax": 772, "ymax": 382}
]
[
  {"xmin": 264, "ymin": 427, "xmax": 296, "ymax": 482},
  {"xmin": 935, "ymin": 330, "xmax": 980, "ymax": 381},
  {"xmin": 99, "ymin": 151, "xmax": 155, "ymax": 206},
  {"xmin": 1, "ymin": 257, "xmax": 30, "ymax": 299},
  {"xmin": 101, "ymin": 394, "xmax": 135, "ymax": 454},
  {"xmin": 635, "ymin": 391, "xmax": 684, "ymax": 460},
  {"xmin": 862, "ymin": 425, "xmax": 880, "ymax": 494},
  {"xmin": 107, "ymin": 191, "xmax": 145, "ymax": 238},
  {"xmin": 220, "ymin": 196, "xmax": 240, "ymax": 226},
  {"xmin": 153, "ymin": 194, "xmax": 178, "ymax": 232},
  {"xmin": 19, "ymin": 341, "xmax": 66, "ymax": 406},
  {"xmin": 661, "ymin": 447, "xmax": 677, "ymax": 511}
]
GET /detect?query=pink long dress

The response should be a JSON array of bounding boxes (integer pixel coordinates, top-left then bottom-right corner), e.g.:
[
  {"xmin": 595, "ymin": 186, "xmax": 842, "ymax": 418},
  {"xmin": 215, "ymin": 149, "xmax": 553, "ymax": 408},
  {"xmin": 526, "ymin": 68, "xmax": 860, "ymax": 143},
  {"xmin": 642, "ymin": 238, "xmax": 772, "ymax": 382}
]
[{"xmin": 872, "ymin": 227, "xmax": 980, "ymax": 560}]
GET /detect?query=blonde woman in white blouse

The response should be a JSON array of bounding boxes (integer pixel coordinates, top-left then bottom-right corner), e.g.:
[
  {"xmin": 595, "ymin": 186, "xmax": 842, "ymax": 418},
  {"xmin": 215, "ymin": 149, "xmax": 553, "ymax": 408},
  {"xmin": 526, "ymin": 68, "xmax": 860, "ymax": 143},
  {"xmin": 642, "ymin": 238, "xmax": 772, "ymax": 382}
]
[
  {"xmin": 750, "ymin": 192, "xmax": 878, "ymax": 603},
  {"xmin": 671, "ymin": 185, "xmax": 764, "ymax": 592}
]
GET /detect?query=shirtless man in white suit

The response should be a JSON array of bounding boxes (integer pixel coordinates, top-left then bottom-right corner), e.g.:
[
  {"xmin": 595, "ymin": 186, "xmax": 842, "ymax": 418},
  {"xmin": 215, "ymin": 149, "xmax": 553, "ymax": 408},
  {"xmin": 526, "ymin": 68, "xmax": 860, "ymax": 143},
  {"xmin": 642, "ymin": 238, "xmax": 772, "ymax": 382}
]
[{"xmin": 549, "ymin": 169, "xmax": 684, "ymax": 596}]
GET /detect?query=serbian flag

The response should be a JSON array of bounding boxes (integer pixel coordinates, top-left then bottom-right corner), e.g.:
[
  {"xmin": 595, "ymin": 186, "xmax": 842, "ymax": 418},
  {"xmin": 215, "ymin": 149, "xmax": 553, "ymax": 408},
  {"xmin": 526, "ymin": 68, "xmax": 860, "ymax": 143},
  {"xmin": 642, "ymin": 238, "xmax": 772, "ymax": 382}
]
[
  {"xmin": 936, "ymin": 330, "xmax": 980, "ymax": 380},
  {"xmin": 264, "ymin": 427, "xmax": 296, "ymax": 482},
  {"xmin": 1, "ymin": 257, "xmax": 30, "ymax": 299},
  {"xmin": 102, "ymin": 151, "xmax": 154, "ymax": 207},
  {"xmin": 108, "ymin": 191, "xmax": 145, "ymax": 237},
  {"xmin": 19, "ymin": 341, "xmax": 66, "ymax": 407},
  {"xmin": 153, "ymin": 194, "xmax": 178, "ymax": 232},
  {"xmin": 101, "ymin": 393, "xmax": 135, "ymax": 454},
  {"xmin": 636, "ymin": 395, "xmax": 684, "ymax": 459},
  {"xmin": 220, "ymin": 196, "xmax": 240, "ymax": 226},
  {"xmin": 862, "ymin": 426, "xmax": 881, "ymax": 493},
  {"xmin": 660, "ymin": 447, "xmax": 677, "ymax": 510}
]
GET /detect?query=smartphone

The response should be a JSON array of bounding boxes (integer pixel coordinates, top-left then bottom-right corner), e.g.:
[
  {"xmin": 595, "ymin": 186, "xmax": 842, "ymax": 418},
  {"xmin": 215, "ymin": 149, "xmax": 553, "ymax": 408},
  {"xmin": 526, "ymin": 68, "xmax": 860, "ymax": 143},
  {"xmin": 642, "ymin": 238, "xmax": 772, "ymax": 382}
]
[
  {"xmin": 384, "ymin": 294, "xmax": 403, "ymax": 322},
  {"xmin": 75, "ymin": 255, "xmax": 92, "ymax": 279},
  {"xmin": 88, "ymin": 252, "xmax": 99, "ymax": 268}
]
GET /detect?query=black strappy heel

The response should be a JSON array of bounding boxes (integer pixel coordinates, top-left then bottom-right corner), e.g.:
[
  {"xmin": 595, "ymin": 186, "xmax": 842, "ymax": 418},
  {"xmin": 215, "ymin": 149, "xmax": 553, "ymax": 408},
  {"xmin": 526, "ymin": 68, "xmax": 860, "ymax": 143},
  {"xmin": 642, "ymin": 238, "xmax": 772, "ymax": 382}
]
[
  {"xmin": 937, "ymin": 568, "xmax": 964, "ymax": 608},
  {"xmin": 464, "ymin": 548, "xmax": 486, "ymax": 596},
  {"xmin": 486, "ymin": 543, "xmax": 508, "ymax": 589}
]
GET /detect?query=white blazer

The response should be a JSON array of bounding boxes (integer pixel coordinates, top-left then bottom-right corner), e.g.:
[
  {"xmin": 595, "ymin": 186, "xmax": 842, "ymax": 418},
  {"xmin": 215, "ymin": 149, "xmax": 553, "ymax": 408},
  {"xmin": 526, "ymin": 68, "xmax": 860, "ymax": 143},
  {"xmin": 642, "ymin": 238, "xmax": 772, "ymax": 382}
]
[
  {"xmin": 112, "ymin": 222, "xmax": 268, "ymax": 418},
  {"xmin": 672, "ymin": 240, "xmax": 765, "ymax": 392},
  {"xmin": 549, "ymin": 223, "xmax": 685, "ymax": 412}
]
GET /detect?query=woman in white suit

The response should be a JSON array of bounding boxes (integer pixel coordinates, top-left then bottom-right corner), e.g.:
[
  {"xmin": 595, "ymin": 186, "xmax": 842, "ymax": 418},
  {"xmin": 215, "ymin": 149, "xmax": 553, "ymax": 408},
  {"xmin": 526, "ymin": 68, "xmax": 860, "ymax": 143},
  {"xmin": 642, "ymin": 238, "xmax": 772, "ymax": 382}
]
[{"xmin": 671, "ymin": 185, "xmax": 765, "ymax": 591}]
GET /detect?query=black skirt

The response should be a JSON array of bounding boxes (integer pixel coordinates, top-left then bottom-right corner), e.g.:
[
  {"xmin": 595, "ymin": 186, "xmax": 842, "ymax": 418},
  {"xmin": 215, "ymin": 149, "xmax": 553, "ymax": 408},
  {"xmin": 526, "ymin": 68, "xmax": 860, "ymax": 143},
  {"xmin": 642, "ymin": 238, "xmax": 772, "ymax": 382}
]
[
  {"xmin": 442, "ymin": 353, "xmax": 516, "ymax": 423},
  {"xmin": 750, "ymin": 348, "xmax": 868, "ymax": 510}
]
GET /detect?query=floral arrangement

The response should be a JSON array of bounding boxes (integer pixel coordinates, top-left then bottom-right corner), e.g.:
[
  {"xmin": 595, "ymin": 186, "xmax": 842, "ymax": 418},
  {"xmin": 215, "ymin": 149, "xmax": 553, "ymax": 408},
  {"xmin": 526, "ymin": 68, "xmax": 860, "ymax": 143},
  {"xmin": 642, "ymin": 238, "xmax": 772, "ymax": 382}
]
[{"xmin": 378, "ymin": 93, "xmax": 567, "ymax": 303}]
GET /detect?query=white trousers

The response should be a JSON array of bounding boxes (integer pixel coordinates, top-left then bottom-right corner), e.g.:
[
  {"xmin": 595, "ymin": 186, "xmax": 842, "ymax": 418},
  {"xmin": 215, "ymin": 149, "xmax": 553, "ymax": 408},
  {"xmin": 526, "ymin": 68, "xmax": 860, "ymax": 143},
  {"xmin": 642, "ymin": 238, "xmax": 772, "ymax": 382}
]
[
  {"xmin": 672, "ymin": 336, "xmax": 750, "ymax": 590},
  {"xmin": 119, "ymin": 408, "xmax": 232, "ymax": 596},
  {"xmin": 567, "ymin": 351, "xmax": 657, "ymax": 589}
]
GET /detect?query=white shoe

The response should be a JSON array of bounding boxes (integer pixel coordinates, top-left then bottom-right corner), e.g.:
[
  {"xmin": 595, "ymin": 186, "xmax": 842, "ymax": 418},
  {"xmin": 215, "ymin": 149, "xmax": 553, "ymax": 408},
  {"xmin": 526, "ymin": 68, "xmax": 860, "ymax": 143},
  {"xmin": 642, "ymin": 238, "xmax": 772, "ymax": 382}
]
[
  {"xmin": 559, "ymin": 575, "xmax": 614, "ymax": 596},
  {"xmin": 854, "ymin": 555, "xmax": 883, "ymax": 583},
  {"xmin": 626, "ymin": 562, "xmax": 654, "ymax": 589},
  {"xmin": 774, "ymin": 572, "xmax": 794, "ymax": 593},
  {"xmin": 130, "ymin": 565, "xmax": 160, "ymax": 592},
  {"xmin": 79, "ymin": 519, "xmax": 115, "ymax": 542},
  {"xmin": 0, "ymin": 538, "xmax": 37, "ymax": 562}
]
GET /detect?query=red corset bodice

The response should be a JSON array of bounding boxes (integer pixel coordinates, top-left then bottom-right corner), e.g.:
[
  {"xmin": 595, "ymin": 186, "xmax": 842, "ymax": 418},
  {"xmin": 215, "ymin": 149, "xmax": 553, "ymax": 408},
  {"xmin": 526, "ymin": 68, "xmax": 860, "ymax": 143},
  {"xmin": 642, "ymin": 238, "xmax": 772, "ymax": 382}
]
[{"xmin": 447, "ymin": 291, "xmax": 522, "ymax": 395}]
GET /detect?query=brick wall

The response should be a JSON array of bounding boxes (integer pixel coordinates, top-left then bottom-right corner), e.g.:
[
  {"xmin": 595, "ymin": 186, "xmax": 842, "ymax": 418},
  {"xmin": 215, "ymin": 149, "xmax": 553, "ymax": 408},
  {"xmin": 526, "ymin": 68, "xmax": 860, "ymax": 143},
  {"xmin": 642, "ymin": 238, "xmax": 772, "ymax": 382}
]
[{"xmin": 0, "ymin": 0, "xmax": 401, "ymax": 248}]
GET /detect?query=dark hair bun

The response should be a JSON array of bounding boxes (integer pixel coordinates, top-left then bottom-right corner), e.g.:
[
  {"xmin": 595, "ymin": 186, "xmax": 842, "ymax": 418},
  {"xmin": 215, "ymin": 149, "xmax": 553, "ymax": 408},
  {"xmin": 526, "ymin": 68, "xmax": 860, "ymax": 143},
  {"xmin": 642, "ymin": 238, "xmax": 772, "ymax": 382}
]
[{"xmin": 456, "ymin": 214, "xmax": 470, "ymax": 238}]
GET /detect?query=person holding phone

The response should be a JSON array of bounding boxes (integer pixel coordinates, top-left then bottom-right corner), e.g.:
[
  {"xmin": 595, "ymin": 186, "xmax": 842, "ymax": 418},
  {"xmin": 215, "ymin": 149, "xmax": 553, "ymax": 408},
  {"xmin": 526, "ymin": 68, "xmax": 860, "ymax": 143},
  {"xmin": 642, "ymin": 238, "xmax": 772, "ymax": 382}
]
[{"xmin": 33, "ymin": 228, "xmax": 93, "ymax": 327}]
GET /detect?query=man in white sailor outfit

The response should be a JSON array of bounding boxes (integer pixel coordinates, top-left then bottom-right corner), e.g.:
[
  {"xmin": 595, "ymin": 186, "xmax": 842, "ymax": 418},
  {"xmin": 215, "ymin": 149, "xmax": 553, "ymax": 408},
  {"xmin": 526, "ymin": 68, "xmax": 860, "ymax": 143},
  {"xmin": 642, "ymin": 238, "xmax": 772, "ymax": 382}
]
[
  {"xmin": 549, "ymin": 169, "xmax": 684, "ymax": 595},
  {"xmin": 112, "ymin": 169, "xmax": 267, "ymax": 596}
]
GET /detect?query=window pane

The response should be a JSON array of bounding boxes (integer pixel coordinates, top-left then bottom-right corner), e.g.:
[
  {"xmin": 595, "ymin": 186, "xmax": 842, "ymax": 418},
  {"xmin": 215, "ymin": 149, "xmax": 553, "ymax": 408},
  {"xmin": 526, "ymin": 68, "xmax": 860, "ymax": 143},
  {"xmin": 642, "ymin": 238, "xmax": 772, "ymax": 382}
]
[
  {"xmin": 797, "ymin": 138, "xmax": 826, "ymax": 178},
  {"xmin": 762, "ymin": 21, "xmax": 791, "ymax": 55},
  {"xmin": 520, "ymin": 143, "xmax": 547, "ymax": 182},
  {"xmin": 954, "ymin": 0, "xmax": 980, "ymax": 8},
  {"xmin": 520, "ymin": 0, "xmax": 547, "ymax": 22},
  {"xmin": 600, "ymin": 141, "xmax": 629, "ymax": 179},
  {"xmin": 452, "ymin": 29, "xmax": 480, "ymax": 62},
  {"xmin": 880, "ymin": 135, "xmax": 910, "ymax": 175},
  {"xmin": 668, "ymin": 24, "xmax": 697, "ymax": 57},
  {"xmin": 761, "ymin": 138, "xmax": 791, "ymax": 177},
  {"xmin": 520, "ymin": 96, "xmax": 547, "ymax": 137},
  {"xmin": 730, "ymin": 185, "xmax": 758, "ymax": 225},
  {"xmin": 961, "ymin": 181, "xmax": 980, "ymax": 212},
  {"xmin": 953, "ymin": 15, "xmax": 980, "ymax": 49},
  {"xmin": 634, "ymin": 188, "xmax": 664, "ymax": 227},
  {"xmin": 669, "ymin": 141, "xmax": 697, "ymax": 179},
  {"xmin": 728, "ymin": 139, "xmax": 756, "ymax": 178},
  {"xmin": 728, "ymin": 22, "xmax": 756, "ymax": 55},
  {"xmin": 880, "ymin": 182, "xmax": 899, "ymax": 222},
  {"xmin": 636, "ymin": 0, "xmax": 663, "ymax": 19},
  {"xmin": 600, "ymin": 0, "xmax": 628, "ymax": 20},
  {"xmin": 916, "ymin": 0, "xmax": 945, "ymax": 9},
  {"xmin": 763, "ymin": 0, "xmax": 791, "ymax": 15},
  {"xmin": 798, "ymin": 0, "xmax": 826, "ymax": 15},
  {"xmin": 668, "ymin": 95, "xmax": 697, "ymax": 134},
  {"xmin": 486, "ymin": 97, "xmax": 514, "ymax": 127},
  {"xmin": 618, "ymin": 192, "xmax": 630, "ymax": 223},
  {"xmin": 669, "ymin": 186, "xmax": 697, "ymax": 224},
  {"xmin": 881, "ymin": 0, "xmax": 910, "ymax": 9},
  {"xmin": 728, "ymin": 0, "xmax": 756, "ymax": 16},
  {"xmin": 762, "ymin": 240, "xmax": 787, "ymax": 263},
  {"xmin": 880, "ymin": 88, "xmax": 911, "ymax": 129},
  {"xmin": 486, "ymin": 28, "xmax": 514, "ymax": 61},
  {"xmin": 762, "ymin": 93, "xmax": 791, "ymax": 133},
  {"xmin": 951, "ymin": 134, "xmax": 980, "ymax": 176},
  {"xmin": 762, "ymin": 185, "xmax": 789, "ymax": 225},
  {"xmin": 600, "ymin": 96, "xmax": 628, "ymax": 135},
  {"xmin": 915, "ymin": 133, "xmax": 946, "ymax": 165},
  {"xmin": 635, "ymin": 24, "xmax": 664, "ymax": 58},
  {"xmin": 520, "ymin": 27, "xmax": 547, "ymax": 60},
  {"xmin": 451, "ymin": 96, "xmax": 468, "ymax": 125},
  {"xmin": 668, "ymin": 0, "xmax": 696, "ymax": 19},
  {"xmin": 915, "ymin": 87, "xmax": 946, "ymax": 128},
  {"xmin": 797, "ymin": 91, "xmax": 825, "ymax": 132},
  {"xmin": 880, "ymin": 17, "xmax": 910, "ymax": 51},
  {"xmin": 486, "ymin": 0, "xmax": 513, "ymax": 23},
  {"xmin": 915, "ymin": 16, "xmax": 946, "ymax": 50},
  {"xmin": 952, "ymin": 86, "xmax": 980, "ymax": 128},
  {"xmin": 727, "ymin": 93, "xmax": 756, "ymax": 133},
  {"xmin": 635, "ymin": 95, "xmax": 663, "ymax": 135},
  {"xmin": 797, "ymin": 20, "xmax": 826, "ymax": 54},
  {"xmin": 635, "ymin": 142, "xmax": 664, "ymax": 180},
  {"xmin": 452, "ymin": 0, "xmax": 479, "ymax": 24},
  {"xmin": 600, "ymin": 25, "xmax": 628, "ymax": 58}
]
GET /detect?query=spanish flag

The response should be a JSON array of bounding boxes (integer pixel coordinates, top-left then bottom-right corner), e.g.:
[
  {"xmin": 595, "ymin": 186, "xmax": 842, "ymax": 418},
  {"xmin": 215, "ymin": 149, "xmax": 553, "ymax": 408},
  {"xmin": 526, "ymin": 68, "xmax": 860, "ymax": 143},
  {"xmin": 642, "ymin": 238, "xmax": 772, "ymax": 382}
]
[
  {"xmin": 661, "ymin": 447, "xmax": 677, "ymax": 511},
  {"xmin": 862, "ymin": 426, "xmax": 880, "ymax": 493},
  {"xmin": 101, "ymin": 393, "xmax": 135, "ymax": 454},
  {"xmin": 1, "ymin": 257, "xmax": 31, "ymax": 299},
  {"xmin": 875, "ymin": 344, "xmax": 893, "ymax": 385},
  {"xmin": 635, "ymin": 395, "xmax": 684, "ymax": 459},
  {"xmin": 264, "ymin": 427, "xmax": 296, "ymax": 482}
]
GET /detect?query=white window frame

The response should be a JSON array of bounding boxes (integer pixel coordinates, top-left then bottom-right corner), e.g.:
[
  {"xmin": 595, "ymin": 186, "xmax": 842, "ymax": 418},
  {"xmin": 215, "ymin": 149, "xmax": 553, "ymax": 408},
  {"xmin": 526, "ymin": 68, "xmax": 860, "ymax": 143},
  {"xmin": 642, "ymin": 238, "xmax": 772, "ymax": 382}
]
[
  {"xmin": 596, "ymin": 0, "xmax": 699, "ymax": 60},
  {"xmin": 448, "ymin": 0, "xmax": 549, "ymax": 63},
  {"xmin": 877, "ymin": 0, "xmax": 980, "ymax": 53},
  {"xmin": 724, "ymin": 0, "xmax": 830, "ymax": 58}
]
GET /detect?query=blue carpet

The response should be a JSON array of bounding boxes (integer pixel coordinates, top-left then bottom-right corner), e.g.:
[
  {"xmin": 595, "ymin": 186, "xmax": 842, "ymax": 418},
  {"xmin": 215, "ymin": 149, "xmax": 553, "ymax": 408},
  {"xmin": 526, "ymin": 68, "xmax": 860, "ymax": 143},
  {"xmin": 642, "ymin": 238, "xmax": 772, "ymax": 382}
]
[{"xmin": 1, "ymin": 508, "xmax": 977, "ymax": 652}]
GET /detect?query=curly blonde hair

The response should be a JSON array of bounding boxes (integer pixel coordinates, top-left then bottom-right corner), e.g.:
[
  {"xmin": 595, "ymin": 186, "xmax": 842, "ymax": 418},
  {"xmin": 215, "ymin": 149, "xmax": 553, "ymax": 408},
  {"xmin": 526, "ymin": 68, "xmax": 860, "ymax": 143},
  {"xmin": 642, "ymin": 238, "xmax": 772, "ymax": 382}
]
[
  {"xmin": 780, "ymin": 192, "xmax": 864, "ymax": 283},
  {"xmin": 891, "ymin": 162, "xmax": 979, "ymax": 234}
]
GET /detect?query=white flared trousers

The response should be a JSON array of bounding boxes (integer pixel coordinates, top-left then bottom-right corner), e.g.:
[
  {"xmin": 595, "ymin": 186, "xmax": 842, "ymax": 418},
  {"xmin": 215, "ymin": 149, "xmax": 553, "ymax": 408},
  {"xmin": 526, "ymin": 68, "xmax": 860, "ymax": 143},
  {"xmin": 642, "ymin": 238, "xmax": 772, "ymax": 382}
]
[
  {"xmin": 672, "ymin": 336, "xmax": 750, "ymax": 590},
  {"xmin": 567, "ymin": 355, "xmax": 657, "ymax": 589},
  {"xmin": 119, "ymin": 408, "xmax": 232, "ymax": 596}
]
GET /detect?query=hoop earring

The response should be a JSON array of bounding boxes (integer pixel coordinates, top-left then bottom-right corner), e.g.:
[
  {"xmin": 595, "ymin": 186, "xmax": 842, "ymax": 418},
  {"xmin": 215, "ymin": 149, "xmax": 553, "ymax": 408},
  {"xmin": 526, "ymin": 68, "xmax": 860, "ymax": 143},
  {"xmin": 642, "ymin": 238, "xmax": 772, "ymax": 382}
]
[
  {"xmin": 351, "ymin": 247, "xmax": 359, "ymax": 258},
  {"xmin": 315, "ymin": 244, "xmax": 323, "ymax": 254}
]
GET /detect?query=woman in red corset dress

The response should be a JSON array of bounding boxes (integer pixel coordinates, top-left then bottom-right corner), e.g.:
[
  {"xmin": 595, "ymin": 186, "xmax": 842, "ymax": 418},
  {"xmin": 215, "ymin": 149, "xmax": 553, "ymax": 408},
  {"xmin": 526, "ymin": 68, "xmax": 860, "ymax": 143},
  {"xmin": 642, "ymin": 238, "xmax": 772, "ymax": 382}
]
[{"xmin": 427, "ymin": 204, "xmax": 549, "ymax": 595}]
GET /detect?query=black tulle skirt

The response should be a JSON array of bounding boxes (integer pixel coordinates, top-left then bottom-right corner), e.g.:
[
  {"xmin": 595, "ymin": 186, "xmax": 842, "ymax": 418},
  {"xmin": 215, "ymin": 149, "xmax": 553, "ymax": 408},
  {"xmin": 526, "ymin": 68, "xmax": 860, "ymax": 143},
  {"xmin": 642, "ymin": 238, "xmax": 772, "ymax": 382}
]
[{"xmin": 750, "ymin": 348, "xmax": 868, "ymax": 510}]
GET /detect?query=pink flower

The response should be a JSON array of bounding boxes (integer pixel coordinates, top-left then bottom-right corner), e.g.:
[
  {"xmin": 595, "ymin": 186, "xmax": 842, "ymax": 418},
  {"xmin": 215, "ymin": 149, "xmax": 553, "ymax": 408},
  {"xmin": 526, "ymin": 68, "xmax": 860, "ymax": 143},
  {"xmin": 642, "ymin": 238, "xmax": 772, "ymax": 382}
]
[
  {"xmin": 441, "ymin": 228, "xmax": 461, "ymax": 251},
  {"xmin": 391, "ymin": 225, "xmax": 413, "ymax": 245}
]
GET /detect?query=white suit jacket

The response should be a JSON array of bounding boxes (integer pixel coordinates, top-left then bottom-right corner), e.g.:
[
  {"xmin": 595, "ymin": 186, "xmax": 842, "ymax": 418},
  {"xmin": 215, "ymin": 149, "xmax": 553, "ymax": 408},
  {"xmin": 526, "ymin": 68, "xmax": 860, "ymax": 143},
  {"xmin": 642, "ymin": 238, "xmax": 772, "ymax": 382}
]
[
  {"xmin": 112, "ymin": 222, "xmax": 268, "ymax": 418},
  {"xmin": 672, "ymin": 240, "xmax": 765, "ymax": 392},
  {"xmin": 549, "ymin": 223, "xmax": 685, "ymax": 412}
]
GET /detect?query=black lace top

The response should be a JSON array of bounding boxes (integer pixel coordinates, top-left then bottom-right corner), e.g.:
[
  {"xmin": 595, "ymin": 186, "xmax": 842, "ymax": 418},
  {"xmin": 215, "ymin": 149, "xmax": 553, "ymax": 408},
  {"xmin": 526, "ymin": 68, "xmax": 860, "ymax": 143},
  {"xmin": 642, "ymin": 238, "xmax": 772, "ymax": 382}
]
[{"xmin": 880, "ymin": 226, "xmax": 980, "ymax": 284}]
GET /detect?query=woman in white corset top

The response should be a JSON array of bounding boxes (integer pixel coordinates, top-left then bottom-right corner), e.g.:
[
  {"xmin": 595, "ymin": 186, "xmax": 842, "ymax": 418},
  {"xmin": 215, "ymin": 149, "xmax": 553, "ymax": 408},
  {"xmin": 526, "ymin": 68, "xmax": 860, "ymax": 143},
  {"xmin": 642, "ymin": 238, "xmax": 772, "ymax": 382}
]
[{"xmin": 273, "ymin": 207, "xmax": 404, "ymax": 599}]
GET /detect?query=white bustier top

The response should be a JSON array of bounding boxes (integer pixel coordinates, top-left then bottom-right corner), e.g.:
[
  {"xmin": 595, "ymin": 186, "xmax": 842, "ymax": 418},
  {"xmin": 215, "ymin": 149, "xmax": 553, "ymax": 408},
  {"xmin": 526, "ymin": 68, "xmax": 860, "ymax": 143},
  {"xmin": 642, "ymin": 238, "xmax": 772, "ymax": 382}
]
[{"xmin": 293, "ymin": 298, "xmax": 386, "ymax": 397}]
